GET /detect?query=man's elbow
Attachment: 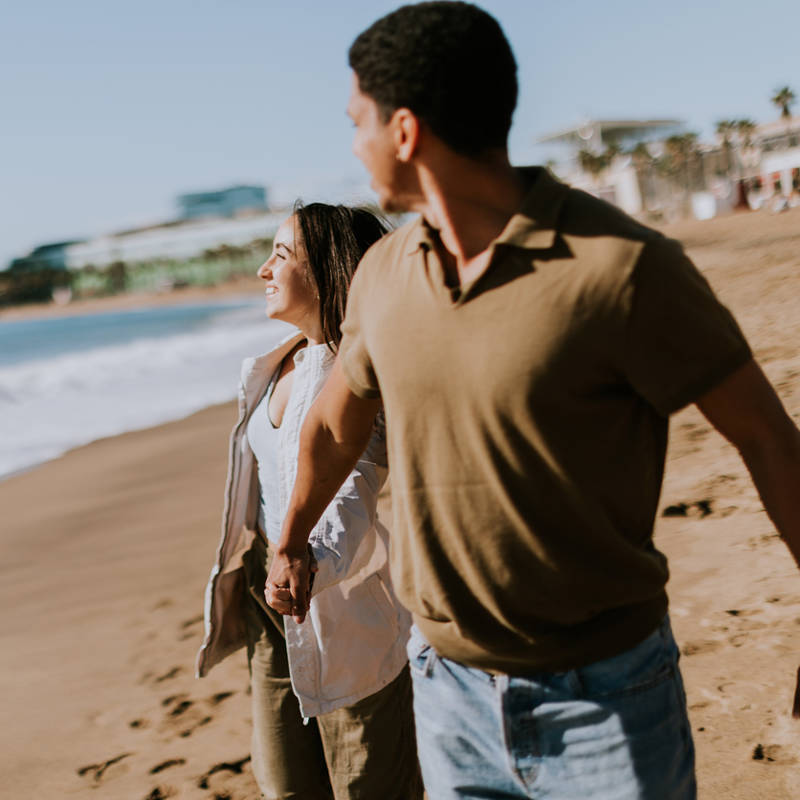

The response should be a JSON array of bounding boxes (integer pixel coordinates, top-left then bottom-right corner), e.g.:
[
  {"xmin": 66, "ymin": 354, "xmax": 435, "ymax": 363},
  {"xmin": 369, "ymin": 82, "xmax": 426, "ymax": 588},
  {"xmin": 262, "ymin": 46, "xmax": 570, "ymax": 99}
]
[
  {"xmin": 301, "ymin": 399, "xmax": 369, "ymax": 464},
  {"xmin": 736, "ymin": 413, "xmax": 800, "ymax": 476}
]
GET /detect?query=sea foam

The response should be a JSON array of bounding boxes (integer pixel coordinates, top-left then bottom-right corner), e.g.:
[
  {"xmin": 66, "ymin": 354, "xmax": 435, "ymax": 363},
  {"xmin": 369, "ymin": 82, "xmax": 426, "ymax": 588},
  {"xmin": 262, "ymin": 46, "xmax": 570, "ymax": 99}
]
[{"xmin": 0, "ymin": 303, "xmax": 291, "ymax": 479}]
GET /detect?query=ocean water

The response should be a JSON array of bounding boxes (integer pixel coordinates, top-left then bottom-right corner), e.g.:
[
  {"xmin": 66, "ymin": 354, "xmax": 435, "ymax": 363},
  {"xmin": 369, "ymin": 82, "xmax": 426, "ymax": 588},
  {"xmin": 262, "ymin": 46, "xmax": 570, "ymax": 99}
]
[{"xmin": 0, "ymin": 298, "xmax": 292, "ymax": 479}]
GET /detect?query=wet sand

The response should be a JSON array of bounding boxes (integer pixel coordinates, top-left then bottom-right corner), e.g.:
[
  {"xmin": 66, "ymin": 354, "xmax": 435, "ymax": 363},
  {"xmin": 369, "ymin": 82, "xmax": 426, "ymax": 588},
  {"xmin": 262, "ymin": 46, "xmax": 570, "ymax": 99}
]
[{"xmin": 2, "ymin": 206, "xmax": 800, "ymax": 797}]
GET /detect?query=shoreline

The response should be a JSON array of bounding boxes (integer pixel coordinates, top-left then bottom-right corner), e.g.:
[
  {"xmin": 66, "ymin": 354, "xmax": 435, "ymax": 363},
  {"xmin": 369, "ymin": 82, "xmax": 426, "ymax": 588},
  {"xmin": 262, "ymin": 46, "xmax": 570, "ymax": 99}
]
[
  {"xmin": 0, "ymin": 280, "xmax": 276, "ymax": 482},
  {"xmin": 0, "ymin": 399, "xmax": 238, "ymax": 485},
  {"xmin": 0, "ymin": 275, "xmax": 264, "ymax": 322}
]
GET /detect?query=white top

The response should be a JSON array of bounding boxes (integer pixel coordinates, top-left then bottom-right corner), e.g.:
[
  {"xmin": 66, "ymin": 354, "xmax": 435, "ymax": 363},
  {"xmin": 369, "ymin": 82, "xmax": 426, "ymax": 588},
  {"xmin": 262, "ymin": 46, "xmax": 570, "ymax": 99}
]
[{"xmin": 247, "ymin": 373, "xmax": 283, "ymax": 543}]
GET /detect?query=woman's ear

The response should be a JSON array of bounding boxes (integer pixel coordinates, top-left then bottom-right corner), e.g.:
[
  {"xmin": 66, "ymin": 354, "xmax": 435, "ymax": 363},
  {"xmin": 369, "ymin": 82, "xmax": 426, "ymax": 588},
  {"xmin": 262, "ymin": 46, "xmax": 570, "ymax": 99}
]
[{"xmin": 391, "ymin": 108, "xmax": 419, "ymax": 162}]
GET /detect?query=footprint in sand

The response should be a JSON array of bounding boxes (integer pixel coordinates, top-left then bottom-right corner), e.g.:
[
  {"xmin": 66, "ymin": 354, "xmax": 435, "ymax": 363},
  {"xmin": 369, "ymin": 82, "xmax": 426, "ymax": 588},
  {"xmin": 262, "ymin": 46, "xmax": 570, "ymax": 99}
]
[
  {"xmin": 77, "ymin": 752, "xmax": 133, "ymax": 783},
  {"xmin": 158, "ymin": 689, "xmax": 237, "ymax": 738},
  {"xmin": 159, "ymin": 693, "xmax": 213, "ymax": 738},
  {"xmin": 155, "ymin": 666, "xmax": 184, "ymax": 683},
  {"xmin": 161, "ymin": 694, "xmax": 193, "ymax": 717},
  {"xmin": 178, "ymin": 716, "xmax": 213, "ymax": 738},
  {"xmin": 661, "ymin": 499, "xmax": 713, "ymax": 518},
  {"xmin": 746, "ymin": 532, "xmax": 780, "ymax": 549},
  {"xmin": 684, "ymin": 424, "xmax": 710, "ymax": 443},
  {"xmin": 681, "ymin": 639, "xmax": 722, "ymax": 657},
  {"xmin": 752, "ymin": 743, "xmax": 798, "ymax": 764},
  {"xmin": 196, "ymin": 756, "xmax": 252, "ymax": 790},
  {"xmin": 179, "ymin": 614, "xmax": 204, "ymax": 641},
  {"xmin": 720, "ymin": 608, "xmax": 769, "ymax": 646},
  {"xmin": 139, "ymin": 666, "xmax": 183, "ymax": 686},
  {"xmin": 149, "ymin": 758, "xmax": 186, "ymax": 775},
  {"xmin": 144, "ymin": 786, "xmax": 175, "ymax": 799},
  {"xmin": 209, "ymin": 691, "xmax": 234, "ymax": 706}
]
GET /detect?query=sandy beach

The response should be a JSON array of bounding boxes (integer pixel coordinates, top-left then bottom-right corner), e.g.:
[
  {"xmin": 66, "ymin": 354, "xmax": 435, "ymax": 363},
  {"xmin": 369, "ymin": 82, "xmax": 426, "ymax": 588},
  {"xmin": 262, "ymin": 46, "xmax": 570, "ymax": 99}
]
[{"xmin": 2, "ymin": 206, "xmax": 800, "ymax": 799}]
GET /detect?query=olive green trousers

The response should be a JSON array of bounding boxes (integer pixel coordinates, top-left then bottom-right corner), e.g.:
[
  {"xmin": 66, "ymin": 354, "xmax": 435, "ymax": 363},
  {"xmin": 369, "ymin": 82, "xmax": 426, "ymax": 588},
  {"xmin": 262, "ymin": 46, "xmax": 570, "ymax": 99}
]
[{"xmin": 244, "ymin": 536, "xmax": 422, "ymax": 800}]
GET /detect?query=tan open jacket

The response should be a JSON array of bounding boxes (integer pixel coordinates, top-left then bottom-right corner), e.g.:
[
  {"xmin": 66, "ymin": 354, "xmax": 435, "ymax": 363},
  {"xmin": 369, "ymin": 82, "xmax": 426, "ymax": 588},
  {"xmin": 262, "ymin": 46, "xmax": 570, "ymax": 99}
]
[{"xmin": 196, "ymin": 331, "xmax": 410, "ymax": 717}]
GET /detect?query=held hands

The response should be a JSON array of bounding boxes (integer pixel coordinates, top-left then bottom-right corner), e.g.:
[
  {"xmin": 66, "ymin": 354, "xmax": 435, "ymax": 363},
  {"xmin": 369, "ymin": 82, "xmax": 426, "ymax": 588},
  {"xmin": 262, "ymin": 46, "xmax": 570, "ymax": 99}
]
[{"xmin": 265, "ymin": 543, "xmax": 318, "ymax": 624}]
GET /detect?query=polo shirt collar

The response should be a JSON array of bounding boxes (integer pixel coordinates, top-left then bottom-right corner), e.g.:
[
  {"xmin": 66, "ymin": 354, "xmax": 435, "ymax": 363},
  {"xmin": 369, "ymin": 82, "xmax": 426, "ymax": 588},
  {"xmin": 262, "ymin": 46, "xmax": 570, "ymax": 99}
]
[
  {"xmin": 407, "ymin": 165, "xmax": 569, "ymax": 255},
  {"xmin": 497, "ymin": 166, "xmax": 569, "ymax": 250}
]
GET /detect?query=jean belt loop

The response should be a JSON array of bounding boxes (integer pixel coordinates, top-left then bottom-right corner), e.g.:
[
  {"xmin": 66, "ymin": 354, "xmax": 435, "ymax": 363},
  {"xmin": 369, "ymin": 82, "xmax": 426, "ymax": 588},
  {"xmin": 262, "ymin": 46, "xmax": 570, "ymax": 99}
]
[{"xmin": 659, "ymin": 613, "xmax": 670, "ymax": 647}]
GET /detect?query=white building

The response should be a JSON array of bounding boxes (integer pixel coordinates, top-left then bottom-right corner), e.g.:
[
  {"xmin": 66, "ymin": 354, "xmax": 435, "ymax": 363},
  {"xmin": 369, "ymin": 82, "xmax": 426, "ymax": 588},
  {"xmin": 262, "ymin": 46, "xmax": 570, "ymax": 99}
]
[
  {"xmin": 754, "ymin": 116, "xmax": 800, "ymax": 196},
  {"xmin": 536, "ymin": 118, "xmax": 684, "ymax": 215},
  {"xmin": 64, "ymin": 211, "xmax": 287, "ymax": 269}
]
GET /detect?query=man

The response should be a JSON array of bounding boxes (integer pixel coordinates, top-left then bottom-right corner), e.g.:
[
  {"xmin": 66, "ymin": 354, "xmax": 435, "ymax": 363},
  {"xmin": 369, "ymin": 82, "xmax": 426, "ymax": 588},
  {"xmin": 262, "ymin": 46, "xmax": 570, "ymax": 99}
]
[{"xmin": 266, "ymin": 3, "xmax": 800, "ymax": 797}]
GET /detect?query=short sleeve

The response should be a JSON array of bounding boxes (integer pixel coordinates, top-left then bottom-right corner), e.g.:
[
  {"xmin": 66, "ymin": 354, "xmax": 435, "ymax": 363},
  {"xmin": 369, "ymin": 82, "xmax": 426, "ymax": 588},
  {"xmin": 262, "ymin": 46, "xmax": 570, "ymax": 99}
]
[
  {"xmin": 338, "ymin": 258, "xmax": 382, "ymax": 399},
  {"xmin": 622, "ymin": 237, "xmax": 752, "ymax": 416}
]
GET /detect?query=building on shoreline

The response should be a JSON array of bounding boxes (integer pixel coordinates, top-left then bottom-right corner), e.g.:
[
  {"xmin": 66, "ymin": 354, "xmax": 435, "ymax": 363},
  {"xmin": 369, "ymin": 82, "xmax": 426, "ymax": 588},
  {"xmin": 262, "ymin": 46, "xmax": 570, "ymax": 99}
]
[
  {"xmin": 4, "ymin": 185, "xmax": 282, "ymax": 273},
  {"xmin": 756, "ymin": 116, "xmax": 800, "ymax": 198},
  {"xmin": 537, "ymin": 118, "xmax": 684, "ymax": 216},
  {"xmin": 538, "ymin": 115, "xmax": 800, "ymax": 221},
  {"xmin": 177, "ymin": 185, "xmax": 268, "ymax": 220},
  {"xmin": 8, "ymin": 241, "xmax": 84, "ymax": 273},
  {"xmin": 63, "ymin": 210, "xmax": 287, "ymax": 270}
]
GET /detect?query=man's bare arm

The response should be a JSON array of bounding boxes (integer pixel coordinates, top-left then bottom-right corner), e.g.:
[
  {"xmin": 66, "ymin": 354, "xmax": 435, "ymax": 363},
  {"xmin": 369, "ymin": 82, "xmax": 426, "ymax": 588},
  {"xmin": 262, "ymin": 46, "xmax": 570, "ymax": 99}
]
[
  {"xmin": 696, "ymin": 358, "xmax": 800, "ymax": 566},
  {"xmin": 265, "ymin": 357, "xmax": 381, "ymax": 622},
  {"xmin": 695, "ymin": 357, "xmax": 800, "ymax": 717}
]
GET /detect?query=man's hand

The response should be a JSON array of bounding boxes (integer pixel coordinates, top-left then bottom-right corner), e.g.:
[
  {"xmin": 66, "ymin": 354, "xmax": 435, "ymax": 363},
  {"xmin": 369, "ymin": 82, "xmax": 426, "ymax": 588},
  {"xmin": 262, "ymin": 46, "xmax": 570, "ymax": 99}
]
[{"xmin": 265, "ymin": 544, "xmax": 318, "ymax": 624}]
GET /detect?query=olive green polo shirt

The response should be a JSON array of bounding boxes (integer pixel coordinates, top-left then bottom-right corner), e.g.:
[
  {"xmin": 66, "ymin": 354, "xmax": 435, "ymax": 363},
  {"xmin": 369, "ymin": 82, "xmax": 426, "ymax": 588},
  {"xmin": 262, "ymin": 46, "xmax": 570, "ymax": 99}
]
[{"xmin": 338, "ymin": 167, "xmax": 752, "ymax": 673}]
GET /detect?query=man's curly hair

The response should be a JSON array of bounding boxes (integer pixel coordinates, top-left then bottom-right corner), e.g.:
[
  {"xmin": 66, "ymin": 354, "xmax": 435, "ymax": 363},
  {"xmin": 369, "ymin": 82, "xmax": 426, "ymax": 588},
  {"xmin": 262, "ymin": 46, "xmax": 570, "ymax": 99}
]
[{"xmin": 348, "ymin": 2, "xmax": 517, "ymax": 157}]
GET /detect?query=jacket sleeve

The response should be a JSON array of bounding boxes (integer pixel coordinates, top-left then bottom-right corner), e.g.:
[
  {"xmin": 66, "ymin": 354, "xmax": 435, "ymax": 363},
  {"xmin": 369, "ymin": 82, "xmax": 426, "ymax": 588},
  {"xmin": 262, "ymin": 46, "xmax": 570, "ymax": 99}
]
[{"xmin": 307, "ymin": 414, "xmax": 389, "ymax": 594}]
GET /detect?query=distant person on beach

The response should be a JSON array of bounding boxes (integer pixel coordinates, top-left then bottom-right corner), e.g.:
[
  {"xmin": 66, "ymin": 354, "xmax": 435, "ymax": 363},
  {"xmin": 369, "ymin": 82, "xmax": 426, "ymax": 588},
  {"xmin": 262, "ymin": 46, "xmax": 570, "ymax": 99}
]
[
  {"xmin": 265, "ymin": 3, "xmax": 800, "ymax": 799},
  {"xmin": 197, "ymin": 203, "xmax": 422, "ymax": 800}
]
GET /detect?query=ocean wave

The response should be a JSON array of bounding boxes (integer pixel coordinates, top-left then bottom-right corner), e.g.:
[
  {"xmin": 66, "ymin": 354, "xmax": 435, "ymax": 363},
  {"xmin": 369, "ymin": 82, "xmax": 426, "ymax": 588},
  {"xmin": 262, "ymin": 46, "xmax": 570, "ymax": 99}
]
[{"xmin": 0, "ymin": 309, "xmax": 292, "ymax": 479}]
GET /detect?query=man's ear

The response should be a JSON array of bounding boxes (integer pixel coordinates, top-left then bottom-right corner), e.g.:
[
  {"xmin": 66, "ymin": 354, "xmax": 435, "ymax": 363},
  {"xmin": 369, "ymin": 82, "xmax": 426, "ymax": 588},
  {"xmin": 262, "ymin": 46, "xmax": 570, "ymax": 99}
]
[{"xmin": 391, "ymin": 108, "xmax": 419, "ymax": 162}]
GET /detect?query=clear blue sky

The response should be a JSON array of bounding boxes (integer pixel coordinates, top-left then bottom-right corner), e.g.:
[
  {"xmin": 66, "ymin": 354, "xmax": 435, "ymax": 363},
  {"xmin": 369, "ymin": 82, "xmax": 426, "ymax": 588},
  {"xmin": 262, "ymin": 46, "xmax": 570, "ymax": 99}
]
[{"xmin": 2, "ymin": 0, "xmax": 798, "ymax": 268}]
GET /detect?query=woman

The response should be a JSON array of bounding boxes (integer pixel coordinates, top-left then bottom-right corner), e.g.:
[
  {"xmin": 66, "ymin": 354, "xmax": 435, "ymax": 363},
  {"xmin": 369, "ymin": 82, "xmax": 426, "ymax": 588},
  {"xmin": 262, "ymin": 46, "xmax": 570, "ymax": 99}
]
[{"xmin": 197, "ymin": 203, "xmax": 421, "ymax": 800}]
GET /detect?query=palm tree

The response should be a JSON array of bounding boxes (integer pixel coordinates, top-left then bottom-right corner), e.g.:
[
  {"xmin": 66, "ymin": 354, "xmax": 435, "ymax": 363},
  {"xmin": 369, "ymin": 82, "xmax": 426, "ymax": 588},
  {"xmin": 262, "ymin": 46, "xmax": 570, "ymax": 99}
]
[
  {"xmin": 629, "ymin": 142, "xmax": 653, "ymax": 171},
  {"xmin": 664, "ymin": 133, "xmax": 701, "ymax": 212},
  {"xmin": 665, "ymin": 134, "xmax": 700, "ymax": 178},
  {"xmin": 577, "ymin": 149, "xmax": 608, "ymax": 181},
  {"xmin": 734, "ymin": 118, "xmax": 757, "ymax": 147},
  {"xmin": 771, "ymin": 86, "xmax": 796, "ymax": 119},
  {"xmin": 629, "ymin": 142, "xmax": 656, "ymax": 212},
  {"xmin": 603, "ymin": 143, "xmax": 622, "ymax": 164},
  {"xmin": 715, "ymin": 119, "xmax": 736, "ymax": 175},
  {"xmin": 713, "ymin": 119, "xmax": 758, "ymax": 181}
]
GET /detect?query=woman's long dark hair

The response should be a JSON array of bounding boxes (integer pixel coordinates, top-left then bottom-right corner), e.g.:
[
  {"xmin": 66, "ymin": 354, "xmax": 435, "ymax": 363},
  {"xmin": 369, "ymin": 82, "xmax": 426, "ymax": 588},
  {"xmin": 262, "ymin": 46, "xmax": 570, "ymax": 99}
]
[{"xmin": 294, "ymin": 202, "xmax": 390, "ymax": 353}]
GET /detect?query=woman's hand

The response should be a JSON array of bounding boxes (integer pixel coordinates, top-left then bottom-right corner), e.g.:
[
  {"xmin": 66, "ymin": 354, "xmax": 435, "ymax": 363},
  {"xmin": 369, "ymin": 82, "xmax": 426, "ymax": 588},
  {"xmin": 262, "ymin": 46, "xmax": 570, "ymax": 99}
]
[{"xmin": 265, "ymin": 544, "xmax": 318, "ymax": 623}]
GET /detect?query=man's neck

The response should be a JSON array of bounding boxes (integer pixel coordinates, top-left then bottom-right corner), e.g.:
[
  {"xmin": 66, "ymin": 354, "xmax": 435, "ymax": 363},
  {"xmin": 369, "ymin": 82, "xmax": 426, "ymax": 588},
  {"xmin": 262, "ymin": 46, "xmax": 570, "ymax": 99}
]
[{"xmin": 409, "ymin": 149, "xmax": 526, "ymax": 281}]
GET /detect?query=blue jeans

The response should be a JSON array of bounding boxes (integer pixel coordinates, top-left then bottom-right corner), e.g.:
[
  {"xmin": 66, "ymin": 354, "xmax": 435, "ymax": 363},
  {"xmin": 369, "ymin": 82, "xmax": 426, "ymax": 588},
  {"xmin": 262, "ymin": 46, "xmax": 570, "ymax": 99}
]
[{"xmin": 407, "ymin": 617, "xmax": 696, "ymax": 799}]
